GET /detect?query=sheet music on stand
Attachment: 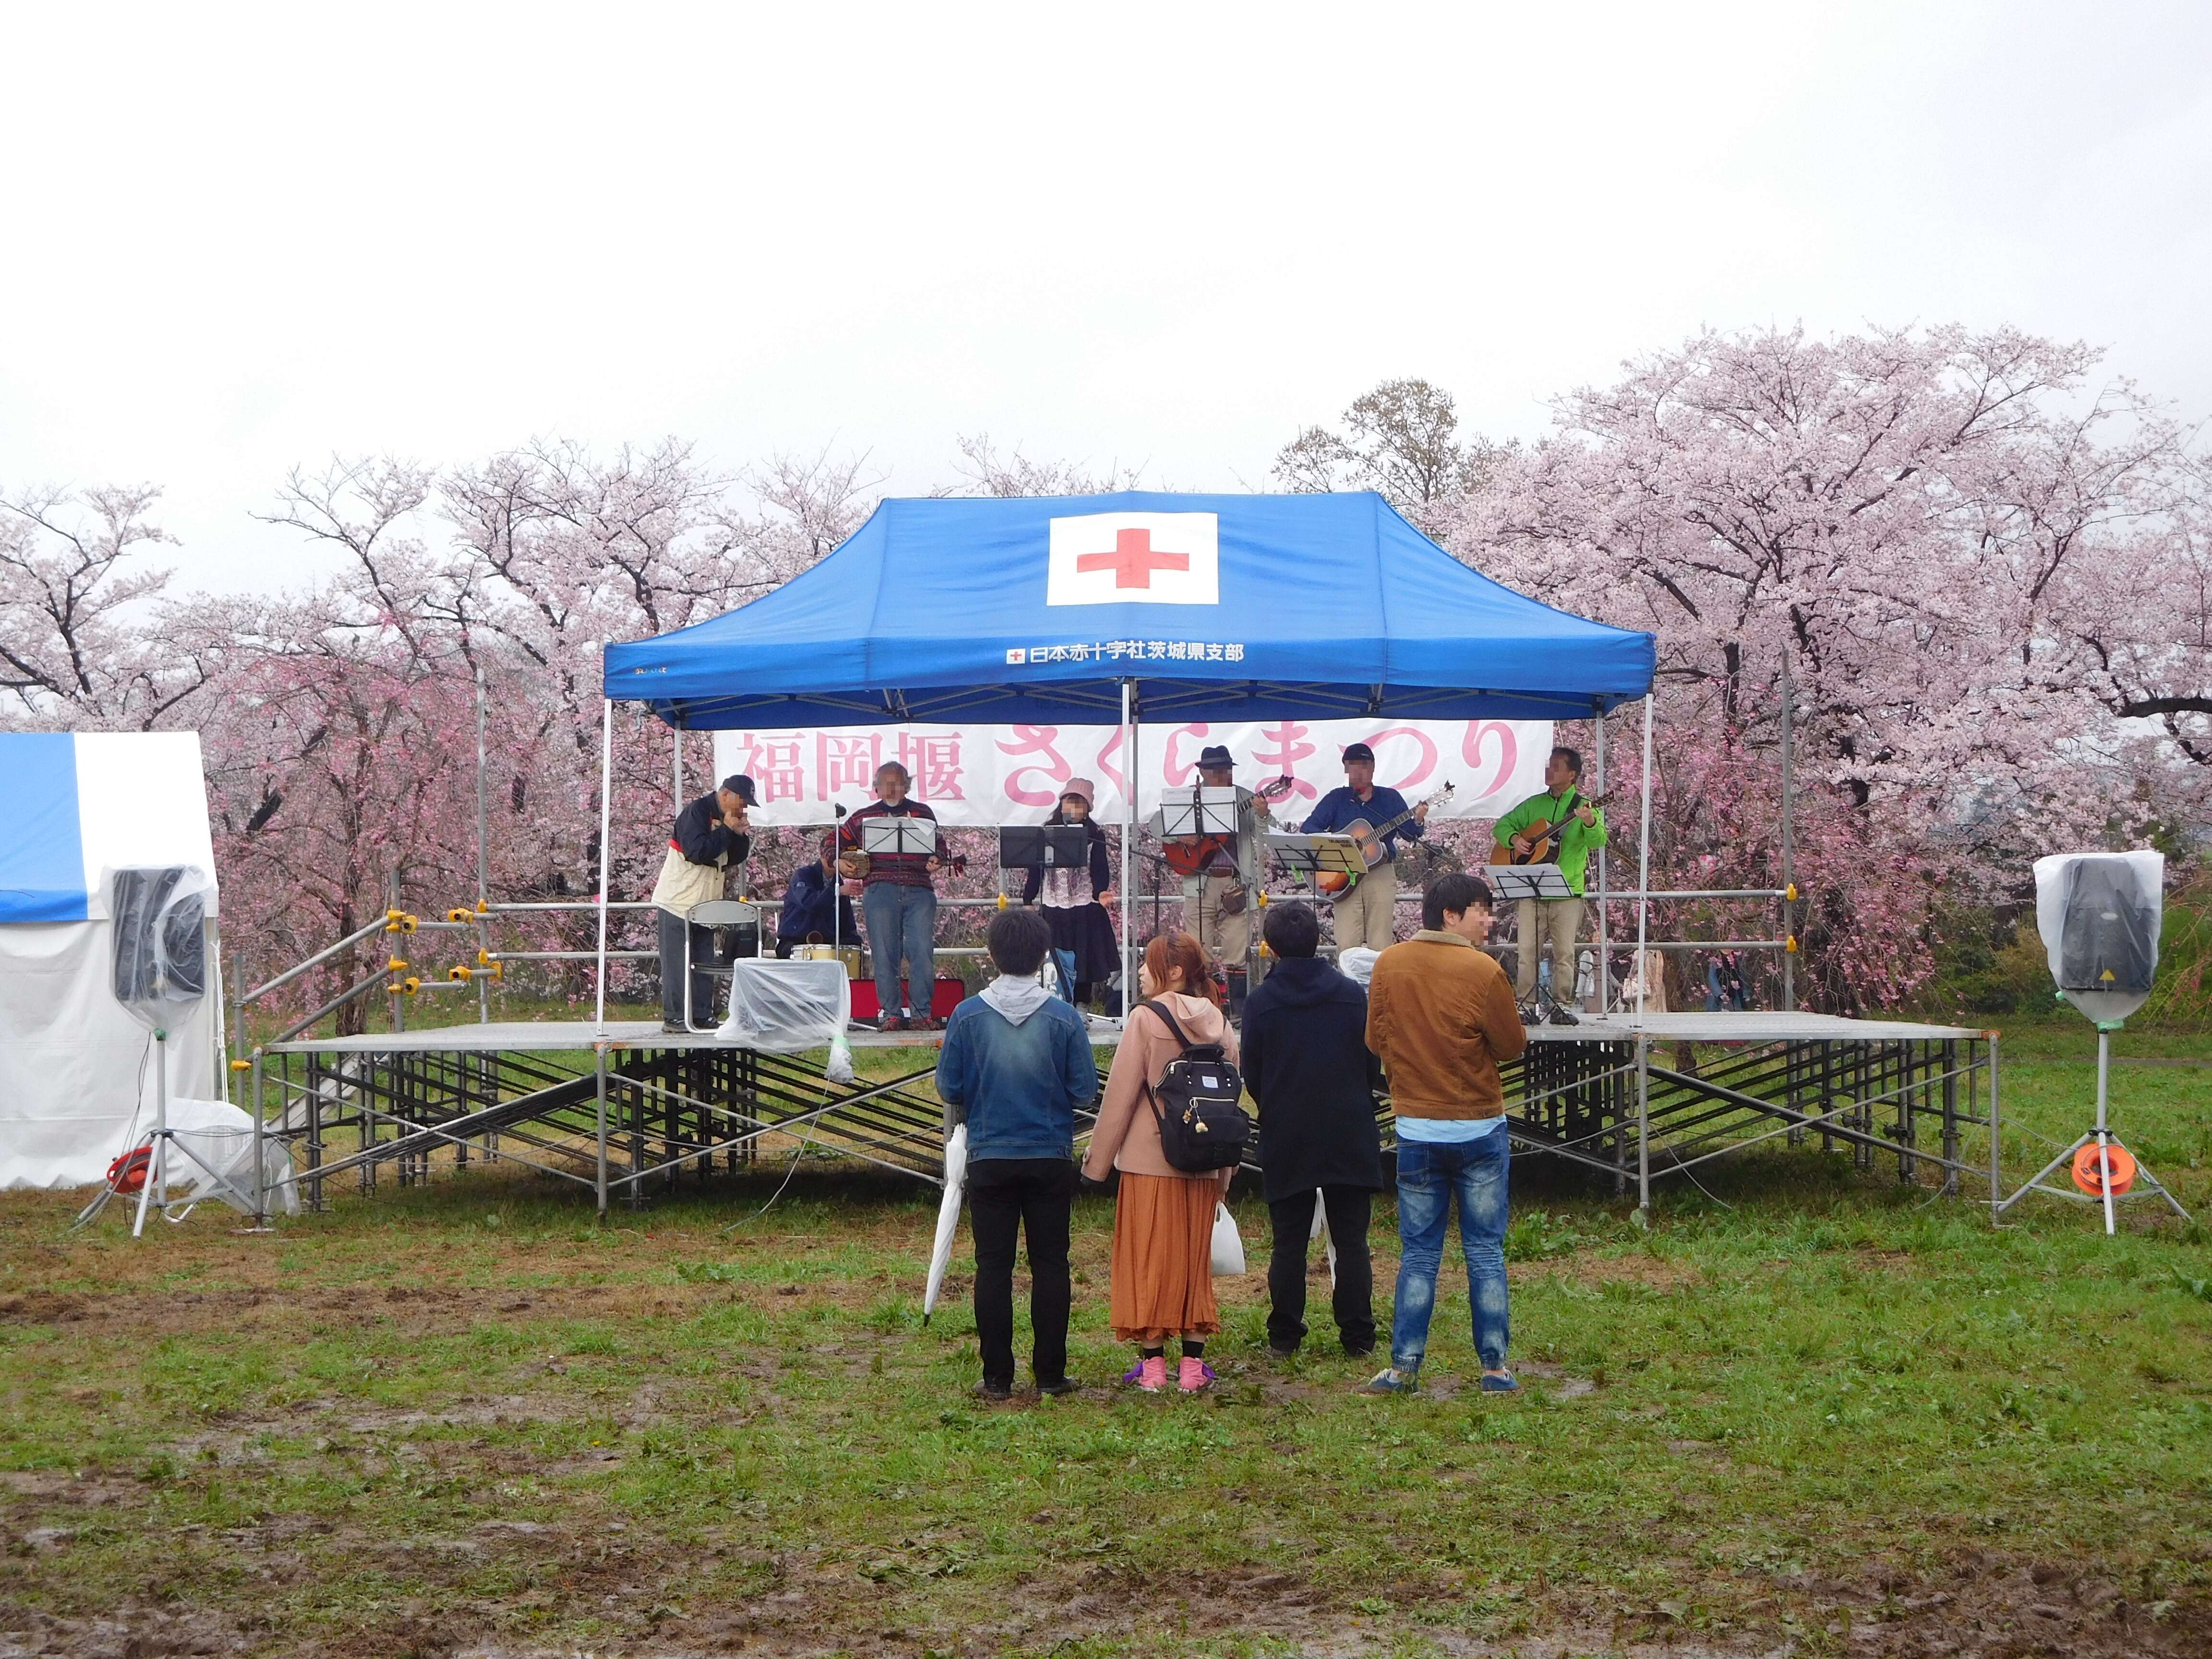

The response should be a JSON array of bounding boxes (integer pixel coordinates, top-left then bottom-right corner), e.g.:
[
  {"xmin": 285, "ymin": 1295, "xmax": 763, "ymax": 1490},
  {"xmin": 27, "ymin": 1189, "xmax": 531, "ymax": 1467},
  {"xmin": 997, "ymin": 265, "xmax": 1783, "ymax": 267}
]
[
  {"xmin": 862, "ymin": 817, "xmax": 939, "ymax": 857},
  {"xmin": 1156, "ymin": 786, "xmax": 1239, "ymax": 839},
  {"xmin": 1265, "ymin": 832, "xmax": 1364, "ymax": 890},
  {"xmin": 1486, "ymin": 864, "xmax": 1576, "ymax": 902}
]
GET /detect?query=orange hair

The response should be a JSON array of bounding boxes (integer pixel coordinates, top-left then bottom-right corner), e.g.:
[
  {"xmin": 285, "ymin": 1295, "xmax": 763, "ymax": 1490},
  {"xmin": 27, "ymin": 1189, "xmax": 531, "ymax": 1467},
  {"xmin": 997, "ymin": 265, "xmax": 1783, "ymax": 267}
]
[{"xmin": 1142, "ymin": 931, "xmax": 1222, "ymax": 1007}]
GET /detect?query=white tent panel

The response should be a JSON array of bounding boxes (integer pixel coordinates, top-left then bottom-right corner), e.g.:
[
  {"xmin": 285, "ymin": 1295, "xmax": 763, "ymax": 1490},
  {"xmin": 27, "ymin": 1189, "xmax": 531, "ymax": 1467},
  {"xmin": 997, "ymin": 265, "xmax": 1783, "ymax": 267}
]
[
  {"xmin": 0, "ymin": 917, "xmax": 220, "ymax": 1189},
  {"xmin": 75, "ymin": 732, "xmax": 220, "ymax": 920}
]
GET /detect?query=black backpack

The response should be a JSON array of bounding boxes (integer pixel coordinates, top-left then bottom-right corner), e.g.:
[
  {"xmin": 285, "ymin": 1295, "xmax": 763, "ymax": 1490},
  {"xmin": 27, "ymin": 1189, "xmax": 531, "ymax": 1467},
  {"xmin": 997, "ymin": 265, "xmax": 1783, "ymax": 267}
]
[{"xmin": 1139, "ymin": 999, "xmax": 1251, "ymax": 1173}]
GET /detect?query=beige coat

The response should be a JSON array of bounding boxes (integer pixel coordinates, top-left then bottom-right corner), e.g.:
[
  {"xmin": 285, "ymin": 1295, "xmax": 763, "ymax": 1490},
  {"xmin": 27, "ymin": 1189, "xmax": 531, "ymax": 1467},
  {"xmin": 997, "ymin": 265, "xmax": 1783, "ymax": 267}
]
[{"xmin": 1082, "ymin": 993, "xmax": 1239, "ymax": 1186}]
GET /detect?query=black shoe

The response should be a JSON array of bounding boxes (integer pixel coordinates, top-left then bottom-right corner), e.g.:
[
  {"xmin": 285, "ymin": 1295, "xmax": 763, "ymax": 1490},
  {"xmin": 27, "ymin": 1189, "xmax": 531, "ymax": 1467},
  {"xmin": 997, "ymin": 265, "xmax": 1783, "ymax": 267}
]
[
  {"xmin": 661, "ymin": 1019, "xmax": 688, "ymax": 1034},
  {"xmin": 972, "ymin": 1378, "xmax": 1013, "ymax": 1400},
  {"xmin": 1266, "ymin": 1344, "xmax": 1300, "ymax": 1361},
  {"xmin": 1035, "ymin": 1377, "xmax": 1080, "ymax": 1397},
  {"xmin": 1342, "ymin": 1343, "xmax": 1376, "ymax": 1359}
]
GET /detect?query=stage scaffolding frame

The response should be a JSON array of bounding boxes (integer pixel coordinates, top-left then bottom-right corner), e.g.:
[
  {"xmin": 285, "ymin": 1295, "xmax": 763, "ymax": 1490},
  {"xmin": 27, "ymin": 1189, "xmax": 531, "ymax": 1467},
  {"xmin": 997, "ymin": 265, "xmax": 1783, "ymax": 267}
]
[{"xmin": 243, "ymin": 1012, "xmax": 1999, "ymax": 1221}]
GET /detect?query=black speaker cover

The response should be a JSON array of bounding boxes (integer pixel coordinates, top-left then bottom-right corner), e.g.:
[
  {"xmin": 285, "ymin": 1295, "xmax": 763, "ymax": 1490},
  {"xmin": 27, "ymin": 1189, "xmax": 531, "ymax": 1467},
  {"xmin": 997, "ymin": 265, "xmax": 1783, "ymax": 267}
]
[
  {"xmin": 2057, "ymin": 856, "xmax": 2157, "ymax": 995},
  {"xmin": 111, "ymin": 866, "xmax": 207, "ymax": 1006}
]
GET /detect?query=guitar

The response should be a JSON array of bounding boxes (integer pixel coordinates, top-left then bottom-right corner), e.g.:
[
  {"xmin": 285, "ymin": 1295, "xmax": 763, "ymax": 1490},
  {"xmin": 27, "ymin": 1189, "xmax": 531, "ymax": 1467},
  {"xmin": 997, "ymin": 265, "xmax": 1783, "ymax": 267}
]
[
  {"xmin": 1314, "ymin": 782, "xmax": 1455, "ymax": 895},
  {"xmin": 1489, "ymin": 790, "xmax": 1605, "ymax": 867},
  {"xmin": 1160, "ymin": 775, "xmax": 1297, "ymax": 878}
]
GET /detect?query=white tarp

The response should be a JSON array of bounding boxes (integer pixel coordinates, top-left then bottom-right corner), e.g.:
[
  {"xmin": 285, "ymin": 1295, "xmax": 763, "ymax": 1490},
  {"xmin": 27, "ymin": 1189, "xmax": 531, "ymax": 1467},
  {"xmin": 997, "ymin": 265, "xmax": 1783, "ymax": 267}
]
[
  {"xmin": 715, "ymin": 957, "xmax": 855, "ymax": 1082},
  {"xmin": 717, "ymin": 718, "xmax": 1550, "ymax": 827},
  {"xmin": 0, "ymin": 733, "xmax": 224, "ymax": 1190}
]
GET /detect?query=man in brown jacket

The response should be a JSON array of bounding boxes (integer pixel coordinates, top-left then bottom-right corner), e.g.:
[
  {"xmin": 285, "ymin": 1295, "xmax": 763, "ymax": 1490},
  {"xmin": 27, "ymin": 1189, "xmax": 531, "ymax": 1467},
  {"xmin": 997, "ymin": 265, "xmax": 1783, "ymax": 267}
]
[{"xmin": 1359, "ymin": 872, "xmax": 1527, "ymax": 1395}]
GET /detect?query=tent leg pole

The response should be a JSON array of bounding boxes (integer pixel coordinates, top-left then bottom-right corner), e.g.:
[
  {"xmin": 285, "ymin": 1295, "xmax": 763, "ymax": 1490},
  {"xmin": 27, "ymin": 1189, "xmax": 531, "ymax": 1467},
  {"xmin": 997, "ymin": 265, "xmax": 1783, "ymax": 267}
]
[
  {"xmin": 595, "ymin": 1045, "xmax": 609, "ymax": 1219},
  {"xmin": 1780, "ymin": 653, "xmax": 1795, "ymax": 1012},
  {"xmin": 1121, "ymin": 679, "xmax": 1135, "ymax": 1012},
  {"xmin": 1635, "ymin": 1034, "xmax": 1650, "ymax": 1218},
  {"xmin": 251, "ymin": 1050, "xmax": 266, "ymax": 1226},
  {"xmin": 1635, "ymin": 693, "xmax": 1653, "ymax": 1021},
  {"xmin": 1593, "ymin": 704, "xmax": 1608, "ymax": 1014},
  {"xmin": 476, "ymin": 661, "xmax": 491, "ymax": 1025},
  {"xmin": 594, "ymin": 697, "xmax": 614, "ymax": 1034}
]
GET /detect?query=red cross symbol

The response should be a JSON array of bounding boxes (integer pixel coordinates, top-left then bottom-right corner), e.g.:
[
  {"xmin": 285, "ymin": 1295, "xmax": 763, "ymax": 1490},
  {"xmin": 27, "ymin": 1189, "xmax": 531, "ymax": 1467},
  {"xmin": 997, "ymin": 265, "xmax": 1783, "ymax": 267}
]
[{"xmin": 1076, "ymin": 527, "xmax": 1189, "ymax": 589}]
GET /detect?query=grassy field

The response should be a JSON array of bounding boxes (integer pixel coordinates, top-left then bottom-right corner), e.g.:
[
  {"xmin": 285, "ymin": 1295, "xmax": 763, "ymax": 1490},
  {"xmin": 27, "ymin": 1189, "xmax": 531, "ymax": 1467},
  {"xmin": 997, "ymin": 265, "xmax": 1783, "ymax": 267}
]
[{"xmin": 2, "ymin": 1025, "xmax": 2209, "ymax": 1658}]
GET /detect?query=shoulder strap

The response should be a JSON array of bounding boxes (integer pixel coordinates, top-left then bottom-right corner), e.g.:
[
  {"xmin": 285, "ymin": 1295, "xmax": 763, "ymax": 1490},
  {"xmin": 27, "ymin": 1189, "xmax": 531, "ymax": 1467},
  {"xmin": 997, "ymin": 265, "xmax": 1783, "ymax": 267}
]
[{"xmin": 1137, "ymin": 998, "xmax": 1195, "ymax": 1053}]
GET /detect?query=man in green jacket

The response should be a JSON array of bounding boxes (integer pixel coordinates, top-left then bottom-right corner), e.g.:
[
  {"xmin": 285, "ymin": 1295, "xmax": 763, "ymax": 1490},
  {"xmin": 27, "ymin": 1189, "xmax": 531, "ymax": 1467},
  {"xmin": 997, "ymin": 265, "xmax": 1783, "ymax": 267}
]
[{"xmin": 1490, "ymin": 746, "xmax": 1606, "ymax": 1009}]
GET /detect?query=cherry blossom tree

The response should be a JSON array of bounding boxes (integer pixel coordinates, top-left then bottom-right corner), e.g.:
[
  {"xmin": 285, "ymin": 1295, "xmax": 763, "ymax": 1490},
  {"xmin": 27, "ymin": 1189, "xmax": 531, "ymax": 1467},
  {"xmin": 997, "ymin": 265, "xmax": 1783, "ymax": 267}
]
[
  {"xmin": 1450, "ymin": 324, "xmax": 2197, "ymax": 1008},
  {"xmin": 0, "ymin": 483, "xmax": 209, "ymax": 727}
]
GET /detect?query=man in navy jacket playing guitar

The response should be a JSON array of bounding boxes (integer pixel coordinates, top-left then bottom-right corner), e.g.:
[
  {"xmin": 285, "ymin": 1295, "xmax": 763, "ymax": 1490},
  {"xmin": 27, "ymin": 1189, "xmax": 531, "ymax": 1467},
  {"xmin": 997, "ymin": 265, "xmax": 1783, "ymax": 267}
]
[{"xmin": 1302, "ymin": 742, "xmax": 1431, "ymax": 951}]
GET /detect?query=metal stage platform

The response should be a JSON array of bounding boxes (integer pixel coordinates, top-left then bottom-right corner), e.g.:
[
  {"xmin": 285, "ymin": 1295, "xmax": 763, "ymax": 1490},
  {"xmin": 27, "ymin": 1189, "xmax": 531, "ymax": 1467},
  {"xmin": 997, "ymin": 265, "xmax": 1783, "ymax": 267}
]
[{"xmin": 246, "ymin": 1011, "xmax": 1998, "ymax": 1217}]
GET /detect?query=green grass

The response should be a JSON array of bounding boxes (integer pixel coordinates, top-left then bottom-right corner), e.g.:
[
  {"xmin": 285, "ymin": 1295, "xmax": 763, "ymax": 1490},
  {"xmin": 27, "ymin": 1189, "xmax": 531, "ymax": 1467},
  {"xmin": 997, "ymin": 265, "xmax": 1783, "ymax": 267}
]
[{"xmin": 1, "ymin": 1036, "xmax": 2208, "ymax": 1656}]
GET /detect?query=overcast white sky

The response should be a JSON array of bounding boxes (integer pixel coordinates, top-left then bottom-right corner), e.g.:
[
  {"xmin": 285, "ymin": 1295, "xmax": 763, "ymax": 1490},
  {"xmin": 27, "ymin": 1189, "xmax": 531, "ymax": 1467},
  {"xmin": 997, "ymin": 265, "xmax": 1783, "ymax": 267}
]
[{"xmin": 3, "ymin": 1, "xmax": 2209, "ymax": 597}]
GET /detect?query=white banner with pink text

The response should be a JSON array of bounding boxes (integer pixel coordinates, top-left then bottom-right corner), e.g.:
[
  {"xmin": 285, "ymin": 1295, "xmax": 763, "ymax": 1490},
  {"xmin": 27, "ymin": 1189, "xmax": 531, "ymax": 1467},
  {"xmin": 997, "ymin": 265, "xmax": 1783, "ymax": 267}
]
[{"xmin": 714, "ymin": 719, "xmax": 1550, "ymax": 827}]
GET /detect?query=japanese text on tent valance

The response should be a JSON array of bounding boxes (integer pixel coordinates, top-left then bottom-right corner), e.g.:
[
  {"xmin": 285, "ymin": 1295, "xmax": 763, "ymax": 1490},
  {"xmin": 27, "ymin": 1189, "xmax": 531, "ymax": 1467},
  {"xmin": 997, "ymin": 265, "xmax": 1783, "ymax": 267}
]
[{"xmin": 712, "ymin": 719, "xmax": 1550, "ymax": 827}]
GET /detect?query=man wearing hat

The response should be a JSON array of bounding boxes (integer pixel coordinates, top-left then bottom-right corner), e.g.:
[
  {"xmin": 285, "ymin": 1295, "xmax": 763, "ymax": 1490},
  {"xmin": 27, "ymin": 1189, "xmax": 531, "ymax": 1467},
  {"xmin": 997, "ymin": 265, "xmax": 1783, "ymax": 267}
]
[
  {"xmin": 1301, "ymin": 742, "xmax": 1430, "ymax": 951},
  {"xmin": 652, "ymin": 773, "xmax": 757, "ymax": 1031},
  {"xmin": 1169, "ymin": 745, "xmax": 1272, "ymax": 994}
]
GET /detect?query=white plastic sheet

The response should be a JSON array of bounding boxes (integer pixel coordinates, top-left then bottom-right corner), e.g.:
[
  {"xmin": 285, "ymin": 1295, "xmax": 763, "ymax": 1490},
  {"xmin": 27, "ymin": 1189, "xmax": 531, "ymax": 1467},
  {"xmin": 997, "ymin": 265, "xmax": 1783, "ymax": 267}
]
[
  {"xmin": 922, "ymin": 1124, "xmax": 969, "ymax": 1321},
  {"xmin": 715, "ymin": 957, "xmax": 855, "ymax": 1081},
  {"xmin": 136, "ymin": 1098, "xmax": 301, "ymax": 1217},
  {"xmin": 2033, "ymin": 850, "xmax": 2164, "ymax": 1024},
  {"xmin": 1337, "ymin": 947, "xmax": 1380, "ymax": 987},
  {"xmin": 108, "ymin": 865, "xmax": 216, "ymax": 1027}
]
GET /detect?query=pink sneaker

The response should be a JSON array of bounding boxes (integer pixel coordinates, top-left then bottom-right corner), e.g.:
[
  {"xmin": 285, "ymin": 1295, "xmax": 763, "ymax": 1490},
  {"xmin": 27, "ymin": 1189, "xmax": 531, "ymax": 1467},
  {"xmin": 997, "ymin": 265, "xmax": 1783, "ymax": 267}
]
[
  {"xmin": 1129, "ymin": 1355, "xmax": 1167, "ymax": 1392},
  {"xmin": 1178, "ymin": 1356, "xmax": 1216, "ymax": 1394}
]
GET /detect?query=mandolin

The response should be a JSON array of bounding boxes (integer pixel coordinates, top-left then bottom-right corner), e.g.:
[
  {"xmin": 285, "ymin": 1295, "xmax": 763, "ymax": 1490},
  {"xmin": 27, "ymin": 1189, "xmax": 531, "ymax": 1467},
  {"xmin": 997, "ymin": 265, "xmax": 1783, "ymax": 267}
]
[
  {"xmin": 1314, "ymin": 782, "xmax": 1455, "ymax": 894},
  {"xmin": 1160, "ymin": 775, "xmax": 1297, "ymax": 878},
  {"xmin": 1489, "ymin": 790, "xmax": 1605, "ymax": 867}
]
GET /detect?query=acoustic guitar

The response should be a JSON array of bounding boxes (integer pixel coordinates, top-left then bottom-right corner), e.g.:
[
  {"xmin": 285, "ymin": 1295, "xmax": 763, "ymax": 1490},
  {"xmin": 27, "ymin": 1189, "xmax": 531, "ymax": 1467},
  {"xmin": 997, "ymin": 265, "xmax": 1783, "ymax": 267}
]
[
  {"xmin": 1160, "ymin": 775, "xmax": 1297, "ymax": 878},
  {"xmin": 1314, "ymin": 782, "xmax": 1455, "ymax": 894},
  {"xmin": 1489, "ymin": 790, "xmax": 1605, "ymax": 867}
]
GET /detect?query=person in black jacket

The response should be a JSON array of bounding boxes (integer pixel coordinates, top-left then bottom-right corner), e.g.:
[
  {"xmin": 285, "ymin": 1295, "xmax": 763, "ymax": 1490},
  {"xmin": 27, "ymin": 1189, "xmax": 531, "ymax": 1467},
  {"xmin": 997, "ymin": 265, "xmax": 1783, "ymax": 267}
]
[
  {"xmin": 1241, "ymin": 900, "xmax": 1384, "ymax": 1358},
  {"xmin": 774, "ymin": 835, "xmax": 859, "ymax": 958},
  {"xmin": 1018, "ymin": 778, "xmax": 1118, "ymax": 1008},
  {"xmin": 651, "ymin": 774, "xmax": 757, "ymax": 1031}
]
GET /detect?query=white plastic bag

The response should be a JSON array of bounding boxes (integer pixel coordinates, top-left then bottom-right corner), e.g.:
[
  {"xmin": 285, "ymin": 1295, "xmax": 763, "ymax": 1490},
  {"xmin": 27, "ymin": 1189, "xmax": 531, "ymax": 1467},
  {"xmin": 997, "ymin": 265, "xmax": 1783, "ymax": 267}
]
[
  {"xmin": 1210, "ymin": 1201, "xmax": 1245, "ymax": 1276},
  {"xmin": 716, "ymin": 957, "xmax": 852, "ymax": 1058},
  {"xmin": 1337, "ymin": 947, "xmax": 1381, "ymax": 987},
  {"xmin": 133, "ymin": 1098, "xmax": 300, "ymax": 1216}
]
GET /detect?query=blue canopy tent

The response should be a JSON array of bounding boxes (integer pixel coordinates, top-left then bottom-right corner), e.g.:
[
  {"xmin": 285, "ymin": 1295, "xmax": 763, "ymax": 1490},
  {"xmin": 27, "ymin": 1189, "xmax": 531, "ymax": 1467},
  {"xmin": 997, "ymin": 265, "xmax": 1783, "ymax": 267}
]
[
  {"xmin": 596, "ymin": 492, "xmax": 1658, "ymax": 1026},
  {"xmin": 604, "ymin": 490, "xmax": 1651, "ymax": 726}
]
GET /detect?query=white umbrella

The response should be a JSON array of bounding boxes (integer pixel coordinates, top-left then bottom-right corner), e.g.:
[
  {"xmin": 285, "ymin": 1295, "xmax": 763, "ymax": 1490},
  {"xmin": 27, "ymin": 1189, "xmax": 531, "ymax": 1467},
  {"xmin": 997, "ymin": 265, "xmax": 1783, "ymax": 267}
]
[
  {"xmin": 1310, "ymin": 1189, "xmax": 1338, "ymax": 1286},
  {"xmin": 921, "ymin": 1124, "xmax": 969, "ymax": 1323}
]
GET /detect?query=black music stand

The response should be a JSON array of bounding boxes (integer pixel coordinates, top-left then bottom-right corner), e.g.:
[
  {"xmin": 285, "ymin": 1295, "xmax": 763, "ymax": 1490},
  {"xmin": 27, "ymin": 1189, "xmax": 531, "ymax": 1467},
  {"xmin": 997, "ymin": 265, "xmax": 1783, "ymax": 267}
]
[
  {"xmin": 1486, "ymin": 865, "xmax": 1575, "ymax": 903},
  {"xmin": 1265, "ymin": 832, "xmax": 1364, "ymax": 892},
  {"xmin": 998, "ymin": 825, "xmax": 1092, "ymax": 869},
  {"xmin": 862, "ymin": 817, "xmax": 939, "ymax": 858}
]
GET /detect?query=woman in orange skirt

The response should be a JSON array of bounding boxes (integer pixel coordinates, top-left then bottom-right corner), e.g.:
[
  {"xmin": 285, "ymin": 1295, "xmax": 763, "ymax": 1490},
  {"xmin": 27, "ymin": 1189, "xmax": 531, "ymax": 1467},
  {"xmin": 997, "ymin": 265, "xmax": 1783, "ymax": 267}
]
[{"xmin": 1082, "ymin": 932, "xmax": 1239, "ymax": 1393}]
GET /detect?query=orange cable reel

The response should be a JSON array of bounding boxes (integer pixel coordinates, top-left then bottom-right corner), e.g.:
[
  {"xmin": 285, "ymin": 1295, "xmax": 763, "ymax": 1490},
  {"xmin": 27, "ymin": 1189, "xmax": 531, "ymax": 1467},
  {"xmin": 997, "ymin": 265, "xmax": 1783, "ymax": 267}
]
[{"xmin": 2071, "ymin": 1140, "xmax": 2138, "ymax": 1198}]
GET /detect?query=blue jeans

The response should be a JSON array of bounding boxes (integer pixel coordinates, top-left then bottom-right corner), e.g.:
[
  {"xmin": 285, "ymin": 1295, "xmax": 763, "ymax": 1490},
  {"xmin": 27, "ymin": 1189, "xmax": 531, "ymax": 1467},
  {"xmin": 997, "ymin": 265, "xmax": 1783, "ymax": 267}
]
[
  {"xmin": 863, "ymin": 881, "xmax": 938, "ymax": 1018},
  {"xmin": 1390, "ymin": 1131, "xmax": 1511, "ymax": 1372}
]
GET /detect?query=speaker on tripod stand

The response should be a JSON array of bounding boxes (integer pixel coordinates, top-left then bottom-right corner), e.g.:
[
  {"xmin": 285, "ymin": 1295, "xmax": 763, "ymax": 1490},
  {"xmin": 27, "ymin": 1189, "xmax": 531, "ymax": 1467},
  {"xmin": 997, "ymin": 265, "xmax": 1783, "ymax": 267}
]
[
  {"xmin": 75, "ymin": 865, "xmax": 253, "ymax": 1234},
  {"xmin": 1998, "ymin": 850, "xmax": 2194, "ymax": 1233}
]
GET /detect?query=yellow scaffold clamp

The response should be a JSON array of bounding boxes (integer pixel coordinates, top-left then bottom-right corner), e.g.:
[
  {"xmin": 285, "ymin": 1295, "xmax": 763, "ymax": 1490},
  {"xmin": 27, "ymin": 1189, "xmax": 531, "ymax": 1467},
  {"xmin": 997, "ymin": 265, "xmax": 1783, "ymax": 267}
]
[
  {"xmin": 996, "ymin": 892, "xmax": 1009, "ymax": 910},
  {"xmin": 448, "ymin": 964, "xmax": 472, "ymax": 983},
  {"xmin": 1784, "ymin": 883, "xmax": 1799, "ymax": 902},
  {"xmin": 446, "ymin": 907, "xmax": 475, "ymax": 924},
  {"xmin": 387, "ymin": 955, "xmax": 409, "ymax": 974},
  {"xmin": 386, "ymin": 976, "xmax": 421, "ymax": 996},
  {"xmin": 229, "ymin": 1058, "xmax": 252, "ymax": 1073},
  {"xmin": 1784, "ymin": 935, "xmax": 1800, "ymax": 954},
  {"xmin": 385, "ymin": 909, "xmax": 418, "ymax": 933}
]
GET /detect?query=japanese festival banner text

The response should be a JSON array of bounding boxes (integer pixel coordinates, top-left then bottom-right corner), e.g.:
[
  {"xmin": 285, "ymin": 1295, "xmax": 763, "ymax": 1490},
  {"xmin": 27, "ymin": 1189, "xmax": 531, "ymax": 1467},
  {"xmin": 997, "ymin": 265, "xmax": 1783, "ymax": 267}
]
[{"xmin": 713, "ymin": 719, "xmax": 1551, "ymax": 827}]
